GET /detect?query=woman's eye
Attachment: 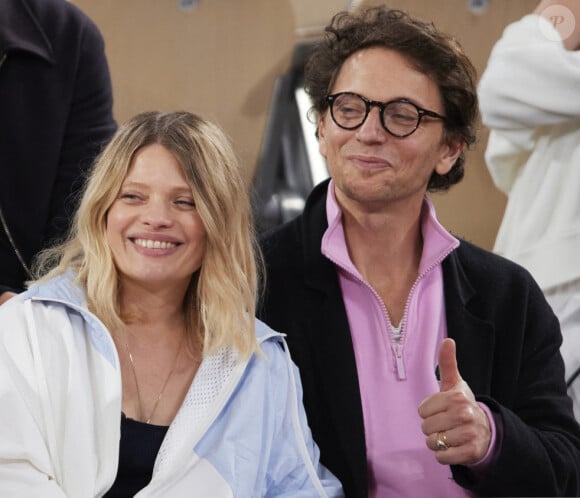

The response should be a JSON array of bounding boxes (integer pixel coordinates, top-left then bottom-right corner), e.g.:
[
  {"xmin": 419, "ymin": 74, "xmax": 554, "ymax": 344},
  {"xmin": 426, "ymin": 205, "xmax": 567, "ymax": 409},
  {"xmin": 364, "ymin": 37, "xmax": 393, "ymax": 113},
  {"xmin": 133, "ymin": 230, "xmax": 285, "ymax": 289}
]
[
  {"xmin": 176, "ymin": 199, "xmax": 195, "ymax": 207},
  {"xmin": 120, "ymin": 193, "xmax": 142, "ymax": 201}
]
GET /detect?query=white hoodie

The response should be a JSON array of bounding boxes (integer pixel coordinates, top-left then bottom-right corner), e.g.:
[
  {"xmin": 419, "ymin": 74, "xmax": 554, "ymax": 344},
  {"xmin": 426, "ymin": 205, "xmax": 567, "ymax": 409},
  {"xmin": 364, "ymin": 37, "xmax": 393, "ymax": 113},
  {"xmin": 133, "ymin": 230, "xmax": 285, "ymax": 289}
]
[{"xmin": 479, "ymin": 13, "xmax": 580, "ymax": 291}]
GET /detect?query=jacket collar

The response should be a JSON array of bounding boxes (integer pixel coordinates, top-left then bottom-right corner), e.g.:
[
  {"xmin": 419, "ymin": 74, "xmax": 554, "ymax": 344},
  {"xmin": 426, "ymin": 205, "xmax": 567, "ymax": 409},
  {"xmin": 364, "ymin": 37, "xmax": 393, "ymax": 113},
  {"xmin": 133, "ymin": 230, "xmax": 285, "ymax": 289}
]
[
  {"xmin": 23, "ymin": 272, "xmax": 119, "ymax": 367},
  {"xmin": 322, "ymin": 179, "xmax": 459, "ymax": 277},
  {"xmin": 25, "ymin": 271, "xmax": 86, "ymax": 307},
  {"xmin": 0, "ymin": 0, "xmax": 55, "ymax": 63},
  {"xmin": 298, "ymin": 179, "xmax": 369, "ymax": 495},
  {"xmin": 300, "ymin": 179, "xmax": 336, "ymax": 290},
  {"xmin": 25, "ymin": 272, "xmax": 285, "ymax": 361}
]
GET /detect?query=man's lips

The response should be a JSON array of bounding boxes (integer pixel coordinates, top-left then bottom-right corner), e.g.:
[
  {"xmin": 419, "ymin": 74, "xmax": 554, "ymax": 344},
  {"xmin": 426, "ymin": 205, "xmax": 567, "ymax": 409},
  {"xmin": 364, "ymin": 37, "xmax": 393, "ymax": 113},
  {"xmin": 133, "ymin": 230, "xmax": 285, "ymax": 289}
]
[{"xmin": 348, "ymin": 154, "xmax": 391, "ymax": 169}]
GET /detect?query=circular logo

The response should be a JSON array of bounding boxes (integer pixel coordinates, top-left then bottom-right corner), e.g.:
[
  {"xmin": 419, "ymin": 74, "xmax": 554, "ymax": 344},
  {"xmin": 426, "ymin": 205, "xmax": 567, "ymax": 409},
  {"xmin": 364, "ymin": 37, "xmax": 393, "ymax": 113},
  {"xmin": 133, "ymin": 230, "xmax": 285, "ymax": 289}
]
[
  {"xmin": 467, "ymin": 0, "xmax": 489, "ymax": 15},
  {"xmin": 538, "ymin": 5, "xmax": 576, "ymax": 42}
]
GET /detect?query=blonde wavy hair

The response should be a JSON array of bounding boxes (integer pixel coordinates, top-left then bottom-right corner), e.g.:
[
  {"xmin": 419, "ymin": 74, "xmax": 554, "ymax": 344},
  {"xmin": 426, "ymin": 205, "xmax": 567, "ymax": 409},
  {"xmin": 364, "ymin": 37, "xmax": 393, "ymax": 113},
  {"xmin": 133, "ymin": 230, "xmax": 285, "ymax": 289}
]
[{"xmin": 35, "ymin": 111, "xmax": 261, "ymax": 357}]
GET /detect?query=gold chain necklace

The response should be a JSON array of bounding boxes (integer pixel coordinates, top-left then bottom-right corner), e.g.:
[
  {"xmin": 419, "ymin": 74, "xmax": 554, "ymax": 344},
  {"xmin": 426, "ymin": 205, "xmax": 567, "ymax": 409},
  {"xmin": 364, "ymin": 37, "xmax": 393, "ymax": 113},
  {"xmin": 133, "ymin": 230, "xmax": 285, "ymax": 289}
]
[{"xmin": 123, "ymin": 331, "xmax": 185, "ymax": 424}]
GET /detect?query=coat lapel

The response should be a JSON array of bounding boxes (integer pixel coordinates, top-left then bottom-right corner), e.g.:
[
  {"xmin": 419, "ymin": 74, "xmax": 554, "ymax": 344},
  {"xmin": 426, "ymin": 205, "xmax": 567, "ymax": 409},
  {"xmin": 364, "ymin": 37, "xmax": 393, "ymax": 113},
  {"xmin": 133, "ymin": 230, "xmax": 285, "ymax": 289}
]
[
  {"xmin": 307, "ymin": 272, "xmax": 367, "ymax": 470},
  {"xmin": 300, "ymin": 181, "xmax": 368, "ymax": 493},
  {"xmin": 442, "ymin": 247, "xmax": 495, "ymax": 395}
]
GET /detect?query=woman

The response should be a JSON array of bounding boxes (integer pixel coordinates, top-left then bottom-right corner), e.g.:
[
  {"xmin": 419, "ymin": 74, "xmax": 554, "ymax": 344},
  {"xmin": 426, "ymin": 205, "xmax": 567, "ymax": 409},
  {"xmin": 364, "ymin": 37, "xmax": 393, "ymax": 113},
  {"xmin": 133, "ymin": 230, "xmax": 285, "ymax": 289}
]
[{"xmin": 0, "ymin": 111, "xmax": 343, "ymax": 497}]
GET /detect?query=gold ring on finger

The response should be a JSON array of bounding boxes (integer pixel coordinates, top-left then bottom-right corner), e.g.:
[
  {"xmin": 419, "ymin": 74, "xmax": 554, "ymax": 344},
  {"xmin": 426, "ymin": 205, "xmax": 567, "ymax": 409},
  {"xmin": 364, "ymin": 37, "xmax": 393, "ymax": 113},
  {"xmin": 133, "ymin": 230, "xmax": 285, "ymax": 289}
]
[{"xmin": 436, "ymin": 431, "xmax": 448, "ymax": 451}]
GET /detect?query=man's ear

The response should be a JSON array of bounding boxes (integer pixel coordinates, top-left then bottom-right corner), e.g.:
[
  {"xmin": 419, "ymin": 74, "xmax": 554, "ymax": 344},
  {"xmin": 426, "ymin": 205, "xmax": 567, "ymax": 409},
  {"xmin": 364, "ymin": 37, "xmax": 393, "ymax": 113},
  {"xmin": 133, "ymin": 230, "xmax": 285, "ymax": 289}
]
[
  {"xmin": 435, "ymin": 135, "xmax": 463, "ymax": 176},
  {"xmin": 318, "ymin": 115, "xmax": 328, "ymax": 159}
]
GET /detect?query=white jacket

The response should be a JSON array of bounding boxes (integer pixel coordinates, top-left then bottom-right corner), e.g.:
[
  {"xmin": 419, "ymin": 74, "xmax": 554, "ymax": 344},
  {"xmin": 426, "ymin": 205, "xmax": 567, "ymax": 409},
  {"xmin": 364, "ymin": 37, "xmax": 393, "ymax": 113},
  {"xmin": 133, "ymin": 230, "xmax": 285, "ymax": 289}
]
[
  {"xmin": 478, "ymin": 14, "xmax": 580, "ymax": 290},
  {"xmin": 0, "ymin": 273, "xmax": 344, "ymax": 497}
]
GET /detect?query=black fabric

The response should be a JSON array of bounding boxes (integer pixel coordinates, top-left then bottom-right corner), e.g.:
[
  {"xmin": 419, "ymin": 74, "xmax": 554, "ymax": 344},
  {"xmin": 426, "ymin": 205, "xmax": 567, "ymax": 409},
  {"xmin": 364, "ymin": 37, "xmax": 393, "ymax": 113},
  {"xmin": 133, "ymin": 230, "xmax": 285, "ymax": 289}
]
[
  {"xmin": 104, "ymin": 413, "xmax": 169, "ymax": 498},
  {"xmin": 258, "ymin": 179, "xmax": 580, "ymax": 498},
  {"xmin": 0, "ymin": 0, "xmax": 116, "ymax": 295}
]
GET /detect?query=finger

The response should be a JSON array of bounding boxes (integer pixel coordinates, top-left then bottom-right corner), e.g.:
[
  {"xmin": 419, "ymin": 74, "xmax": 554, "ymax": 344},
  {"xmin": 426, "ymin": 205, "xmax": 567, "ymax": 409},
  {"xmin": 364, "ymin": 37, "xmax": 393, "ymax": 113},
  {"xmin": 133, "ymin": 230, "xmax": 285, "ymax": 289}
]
[
  {"xmin": 430, "ymin": 430, "xmax": 450, "ymax": 452},
  {"xmin": 437, "ymin": 338, "xmax": 462, "ymax": 392},
  {"xmin": 429, "ymin": 425, "xmax": 491, "ymax": 465}
]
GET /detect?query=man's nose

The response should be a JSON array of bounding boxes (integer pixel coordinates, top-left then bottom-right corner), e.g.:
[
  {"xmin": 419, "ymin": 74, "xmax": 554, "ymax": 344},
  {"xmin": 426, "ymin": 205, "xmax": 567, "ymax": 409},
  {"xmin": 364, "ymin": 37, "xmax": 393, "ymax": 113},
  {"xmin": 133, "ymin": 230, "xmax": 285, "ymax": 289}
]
[{"xmin": 356, "ymin": 106, "xmax": 387, "ymax": 142}]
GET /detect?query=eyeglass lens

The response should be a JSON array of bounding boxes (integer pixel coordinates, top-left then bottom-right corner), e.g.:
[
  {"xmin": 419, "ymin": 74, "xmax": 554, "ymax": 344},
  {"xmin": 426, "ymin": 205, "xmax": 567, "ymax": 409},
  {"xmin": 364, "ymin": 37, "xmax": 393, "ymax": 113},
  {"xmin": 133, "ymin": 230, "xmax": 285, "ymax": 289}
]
[{"xmin": 330, "ymin": 93, "xmax": 420, "ymax": 137}]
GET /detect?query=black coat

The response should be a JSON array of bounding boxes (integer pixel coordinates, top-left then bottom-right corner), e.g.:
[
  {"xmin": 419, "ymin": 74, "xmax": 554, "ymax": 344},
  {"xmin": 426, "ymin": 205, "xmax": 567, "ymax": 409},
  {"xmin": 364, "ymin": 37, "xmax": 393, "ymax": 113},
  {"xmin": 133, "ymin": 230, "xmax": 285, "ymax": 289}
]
[
  {"xmin": 259, "ymin": 179, "xmax": 580, "ymax": 498},
  {"xmin": 0, "ymin": 0, "xmax": 116, "ymax": 294}
]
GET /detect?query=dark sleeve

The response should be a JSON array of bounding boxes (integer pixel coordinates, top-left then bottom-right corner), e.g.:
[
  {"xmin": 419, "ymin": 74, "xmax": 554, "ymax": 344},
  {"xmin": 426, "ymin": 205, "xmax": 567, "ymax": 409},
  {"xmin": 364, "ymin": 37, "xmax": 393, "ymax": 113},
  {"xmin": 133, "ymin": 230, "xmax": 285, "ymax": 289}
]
[
  {"xmin": 45, "ymin": 14, "xmax": 116, "ymax": 241},
  {"xmin": 451, "ymin": 259, "xmax": 580, "ymax": 497},
  {"xmin": 0, "ymin": 286, "xmax": 19, "ymax": 296}
]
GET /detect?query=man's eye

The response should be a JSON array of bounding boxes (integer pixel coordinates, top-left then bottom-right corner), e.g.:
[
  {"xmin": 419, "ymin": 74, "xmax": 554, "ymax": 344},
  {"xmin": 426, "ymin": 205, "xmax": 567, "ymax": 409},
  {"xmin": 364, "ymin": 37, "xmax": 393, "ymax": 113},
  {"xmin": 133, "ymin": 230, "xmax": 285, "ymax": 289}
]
[
  {"xmin": 339, "ymin": 105, "xmax": 363, "ymax": 115},
  {"xmin": 391, "ymin": 113, "xmax": 416, "ymax": 122}
]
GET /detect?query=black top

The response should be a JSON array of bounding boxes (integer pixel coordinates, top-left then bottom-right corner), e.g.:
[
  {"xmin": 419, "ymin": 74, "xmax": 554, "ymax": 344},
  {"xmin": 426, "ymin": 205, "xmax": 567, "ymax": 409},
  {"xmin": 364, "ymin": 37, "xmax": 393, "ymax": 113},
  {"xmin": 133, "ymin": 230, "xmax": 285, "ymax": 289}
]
[{"xmin": 104, "ymin": 413, "xmax": 169, "ymax": 497}]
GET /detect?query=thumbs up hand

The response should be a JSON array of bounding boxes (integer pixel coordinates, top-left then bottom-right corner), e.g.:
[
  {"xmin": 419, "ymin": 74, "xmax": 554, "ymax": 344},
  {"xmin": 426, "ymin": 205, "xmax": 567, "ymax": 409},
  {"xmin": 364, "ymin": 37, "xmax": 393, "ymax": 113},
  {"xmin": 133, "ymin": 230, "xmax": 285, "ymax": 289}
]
[{"xmin": 418, "ymin": 338, "xmax": 491, "ymax": 465}]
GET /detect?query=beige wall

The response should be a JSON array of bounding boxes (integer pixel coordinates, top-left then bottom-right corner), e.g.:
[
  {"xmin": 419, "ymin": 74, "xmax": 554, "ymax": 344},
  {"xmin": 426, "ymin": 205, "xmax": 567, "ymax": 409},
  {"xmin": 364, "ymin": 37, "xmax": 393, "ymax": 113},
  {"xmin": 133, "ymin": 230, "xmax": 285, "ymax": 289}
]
[
  {"xmin": 73, "ymin": 0, "xmax": 538, "ymax": 250},
  {"xmin": 290, "ymin": 0, "xmax": 349, "ymax": 37},
  {"xmin": 72, "ymin": 0, "xmax": 296, "ymax": 182}
]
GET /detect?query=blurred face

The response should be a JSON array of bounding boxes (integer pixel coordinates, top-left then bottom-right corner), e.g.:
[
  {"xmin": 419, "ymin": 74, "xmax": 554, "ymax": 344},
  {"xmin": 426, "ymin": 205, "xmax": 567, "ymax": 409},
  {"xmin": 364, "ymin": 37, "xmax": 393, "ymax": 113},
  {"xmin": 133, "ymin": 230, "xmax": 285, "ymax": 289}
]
[
  {"xmin": 106, "ymin": 143, "xmax": 206, "ymax": 294},
  {"xmin": 319, "ymin": 47, "xmax": 462, "ymax": 211}
]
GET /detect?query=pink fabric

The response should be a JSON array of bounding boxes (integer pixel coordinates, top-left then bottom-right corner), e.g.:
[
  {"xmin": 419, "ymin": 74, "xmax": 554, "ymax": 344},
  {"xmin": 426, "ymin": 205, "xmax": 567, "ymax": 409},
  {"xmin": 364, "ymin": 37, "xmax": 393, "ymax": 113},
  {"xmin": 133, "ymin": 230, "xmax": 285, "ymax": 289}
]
[{"xmin": 321, "ymin": 181, "xmax": 495, "ymax": 497}]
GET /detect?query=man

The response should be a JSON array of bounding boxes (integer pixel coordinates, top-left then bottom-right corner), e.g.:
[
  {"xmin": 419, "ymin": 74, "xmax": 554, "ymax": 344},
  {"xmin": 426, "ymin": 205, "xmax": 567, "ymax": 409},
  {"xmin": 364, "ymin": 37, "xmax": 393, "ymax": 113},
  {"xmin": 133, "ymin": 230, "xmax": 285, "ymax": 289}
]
[
  {"xmin": 479, "ymin": 0, "xmax": 580, "ymax": 418},
  {"xmin": 0, "ymin": 0, "xmax": 117, "ymax": 304},
  {"xmin": 258, "ymin": 6, "xmax": 580, "ymax": 498}
]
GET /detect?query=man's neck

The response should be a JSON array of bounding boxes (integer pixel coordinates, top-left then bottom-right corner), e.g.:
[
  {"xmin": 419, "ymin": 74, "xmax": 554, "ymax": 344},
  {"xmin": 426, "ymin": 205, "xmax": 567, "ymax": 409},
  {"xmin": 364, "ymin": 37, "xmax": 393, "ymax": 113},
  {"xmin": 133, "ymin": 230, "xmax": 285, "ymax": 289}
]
[{"xmin": 339, "ymin": 196, "xmax": 424, "ymax": 325}]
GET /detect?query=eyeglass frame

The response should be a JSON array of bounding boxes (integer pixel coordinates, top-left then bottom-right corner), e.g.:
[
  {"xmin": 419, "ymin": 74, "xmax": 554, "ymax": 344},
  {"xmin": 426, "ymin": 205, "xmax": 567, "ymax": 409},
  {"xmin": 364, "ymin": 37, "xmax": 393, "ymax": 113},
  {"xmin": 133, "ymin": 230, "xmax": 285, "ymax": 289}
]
[{"xmin": 325, "ymin": 91, "xmax": 447, "ymax": 138}]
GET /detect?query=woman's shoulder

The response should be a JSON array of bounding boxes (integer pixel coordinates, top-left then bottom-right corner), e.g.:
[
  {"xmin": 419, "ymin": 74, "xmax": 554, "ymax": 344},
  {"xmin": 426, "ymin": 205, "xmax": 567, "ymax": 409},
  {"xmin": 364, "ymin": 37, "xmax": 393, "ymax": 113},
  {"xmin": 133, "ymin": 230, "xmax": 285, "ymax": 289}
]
[
  {"xmin": 250, "ymin": 319, "xmax": 290, "ymax": 372},
  {"xmin": 0, "ymin": 274, "xmax": 81, "ymax": 330}
]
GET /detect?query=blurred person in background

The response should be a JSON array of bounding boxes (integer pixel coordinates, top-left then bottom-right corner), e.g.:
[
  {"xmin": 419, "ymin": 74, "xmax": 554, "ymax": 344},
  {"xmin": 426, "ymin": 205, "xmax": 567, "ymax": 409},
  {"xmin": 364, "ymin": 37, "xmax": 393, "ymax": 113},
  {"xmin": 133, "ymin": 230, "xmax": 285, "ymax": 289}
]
[
  {"xmin": 0, "ymin": 0, "xmax": 116, "ymax": 305},
  {"xmin": 479, "ymin": 0, "xmax": 580, "ymax": 417}
]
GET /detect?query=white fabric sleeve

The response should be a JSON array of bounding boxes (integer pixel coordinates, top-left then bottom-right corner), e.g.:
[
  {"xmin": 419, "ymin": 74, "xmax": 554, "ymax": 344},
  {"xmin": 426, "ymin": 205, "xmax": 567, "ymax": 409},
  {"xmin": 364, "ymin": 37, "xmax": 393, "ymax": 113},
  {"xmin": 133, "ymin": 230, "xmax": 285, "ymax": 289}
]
[
  {"xmin": 479, "ymin": 14, "xmax": 580, "ymax": 131},
  {"xmin": 264, "ymin": 339, "xmax": 345, "ymax": 498},
  {"xmin": 0, "ymin": 301, "xmax": 68, "ymax": 497}
]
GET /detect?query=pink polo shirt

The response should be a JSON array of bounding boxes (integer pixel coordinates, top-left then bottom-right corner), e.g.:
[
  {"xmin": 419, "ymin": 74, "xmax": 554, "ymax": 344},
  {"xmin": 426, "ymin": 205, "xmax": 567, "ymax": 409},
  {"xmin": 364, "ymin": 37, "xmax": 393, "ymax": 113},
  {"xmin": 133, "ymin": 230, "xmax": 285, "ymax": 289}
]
[{"xmin": 321, "ymin": 182, "xmax": 496, "ymax": 498}]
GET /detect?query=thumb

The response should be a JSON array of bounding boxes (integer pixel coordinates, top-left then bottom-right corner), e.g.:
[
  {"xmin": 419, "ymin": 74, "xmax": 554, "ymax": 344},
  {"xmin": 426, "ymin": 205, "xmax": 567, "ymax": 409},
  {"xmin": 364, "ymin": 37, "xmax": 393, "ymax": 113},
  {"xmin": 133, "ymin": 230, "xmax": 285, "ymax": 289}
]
[{"xmin": 437, "ymin": 338, "xmax": 462, "ymax": 392}]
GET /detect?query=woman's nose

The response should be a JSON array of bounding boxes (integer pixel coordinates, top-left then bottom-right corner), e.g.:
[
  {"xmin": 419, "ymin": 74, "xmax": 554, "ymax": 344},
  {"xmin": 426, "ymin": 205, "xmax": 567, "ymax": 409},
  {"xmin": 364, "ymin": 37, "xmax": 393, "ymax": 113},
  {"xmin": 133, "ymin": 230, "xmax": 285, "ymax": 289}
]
[{"xmin": 142, "ymin": 199, "xmax": 173, "ymax": 228}]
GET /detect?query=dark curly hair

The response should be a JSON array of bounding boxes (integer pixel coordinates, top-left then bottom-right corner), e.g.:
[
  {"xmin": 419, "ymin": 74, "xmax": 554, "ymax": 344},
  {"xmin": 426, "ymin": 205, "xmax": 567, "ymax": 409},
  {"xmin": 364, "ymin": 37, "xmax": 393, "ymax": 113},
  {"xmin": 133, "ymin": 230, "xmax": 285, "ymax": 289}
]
[{"xmin": 304, "ymin": 7, "xmax": 478, "ymax": 192}]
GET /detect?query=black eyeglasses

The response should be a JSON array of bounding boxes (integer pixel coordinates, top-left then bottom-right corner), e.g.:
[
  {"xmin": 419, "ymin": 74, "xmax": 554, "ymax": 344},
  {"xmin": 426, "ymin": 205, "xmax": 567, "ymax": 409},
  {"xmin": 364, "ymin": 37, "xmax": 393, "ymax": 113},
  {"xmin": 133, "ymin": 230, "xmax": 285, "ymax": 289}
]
[{"xmin": 326, "ymin": 92, "xmax": 446, "ymax": 138}]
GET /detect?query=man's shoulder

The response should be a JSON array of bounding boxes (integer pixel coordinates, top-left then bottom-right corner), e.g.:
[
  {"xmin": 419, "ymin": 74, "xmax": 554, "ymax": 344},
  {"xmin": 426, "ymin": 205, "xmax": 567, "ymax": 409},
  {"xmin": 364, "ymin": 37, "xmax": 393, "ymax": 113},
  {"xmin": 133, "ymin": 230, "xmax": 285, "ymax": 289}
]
[
  {"xmin": 259, "ymin": 217, "xmax": 306, "ymax": 277},
  {"xmin": 450, "ymin": 238, "xmax": 538, "ymax": 289},
  {"xmin": 260, "ymin": 180, "xmax": 330, "ymax": 260},
  {"xmin": 25, "ymin": 0, "xmax": 96, "ymax": 25},
  {"xmin": 22, "ymin": 0, "xmax": 104, "ymax": 52},
  {"xmin": 260, "ymin": 216, "xmax": 302, "ymax": 249},
  {"xmin": 454, "ymin": 239, "xmax": 525, "ymax": 269}
]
